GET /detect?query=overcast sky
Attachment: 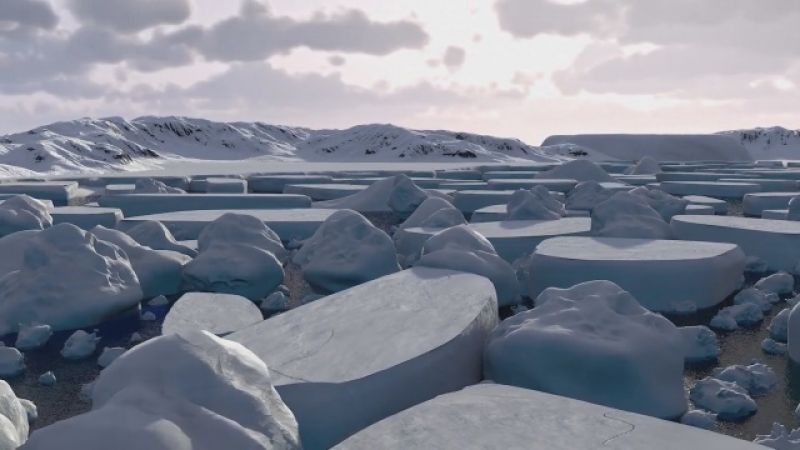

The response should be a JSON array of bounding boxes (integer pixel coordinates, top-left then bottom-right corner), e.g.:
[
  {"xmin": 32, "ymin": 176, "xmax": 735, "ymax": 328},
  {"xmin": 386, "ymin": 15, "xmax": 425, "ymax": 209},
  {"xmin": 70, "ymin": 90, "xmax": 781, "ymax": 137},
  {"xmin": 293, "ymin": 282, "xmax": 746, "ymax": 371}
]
[{"xmin": 0, "ymin": 0, "xmax": 797, "ymax": 143}]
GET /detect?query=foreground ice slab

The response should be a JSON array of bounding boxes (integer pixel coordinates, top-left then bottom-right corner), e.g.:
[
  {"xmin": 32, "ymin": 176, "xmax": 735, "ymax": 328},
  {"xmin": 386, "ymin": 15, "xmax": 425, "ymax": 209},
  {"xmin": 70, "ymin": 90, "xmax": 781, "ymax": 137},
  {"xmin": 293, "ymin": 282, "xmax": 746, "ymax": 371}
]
[
  {"xmin": 334, "ymin": 384, "xmax": 761, "ymax": 450},
  {"xmin": 743, "ymin": 192, "xmax": 800, "ymax": 217},
  {"xmin": 528, "ymin": 237, "xmax": 745, "ymax": 312},
  {"xmin": 162, "ymin": 292, "xmax": 262, "ymax": 336},
  {"xmin": 229, "ymin": 267, "xmax": 498, "ymax": 449},
  {"xmin": 51, "ymin": 206, "xmax": 123, "ymax": 229},
  {"xmin": 672, "ymin": 215, "xmax": 800, "ymax": 271},
  {"xmin": 98, "ymin": 193, "xmax": 311, "ymax": 216}
]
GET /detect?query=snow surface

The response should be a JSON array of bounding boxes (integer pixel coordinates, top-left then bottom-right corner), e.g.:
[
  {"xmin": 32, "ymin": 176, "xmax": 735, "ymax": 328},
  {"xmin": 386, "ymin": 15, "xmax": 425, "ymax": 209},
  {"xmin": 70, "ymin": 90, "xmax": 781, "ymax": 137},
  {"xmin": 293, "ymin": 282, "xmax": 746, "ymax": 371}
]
[
  {"xmin": 720, "ymin": 127, "xmax": 800, "ymax": 160},
  {"xmin": 25, "ymin": 330, "xmax": 301, "ymax": 450},
  {"xmin": 162, "ymin": 292, "xmax": 262, "ymax": 336},
  {"xmin": 0, "ymin": 224, "xmax": 142, "ymax": 336},
  {"xmin": 528, "ymin": 237, "xmax": 745, "ymax": 313},
  {"xmin": 292, "ymin": 209, "xmax": 399, "ymax": 293},
  {"xmin": 485, "ymin": 280, "xmax": 686, "ymax": 419},
  {"xmin": 335, "ymin": 384, "xmax": 762, "ymax": 450},
  {"xmin": 229, "ymin": 267, "xmax": 498, "ymax": 449}
]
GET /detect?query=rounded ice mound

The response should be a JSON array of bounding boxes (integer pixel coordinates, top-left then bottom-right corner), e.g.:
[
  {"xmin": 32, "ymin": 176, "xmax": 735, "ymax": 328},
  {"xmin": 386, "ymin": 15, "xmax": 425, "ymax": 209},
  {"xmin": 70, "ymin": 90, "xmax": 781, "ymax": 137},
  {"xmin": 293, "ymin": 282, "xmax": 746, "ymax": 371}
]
[
  {"xmin": 133, "ymin": 178, "xmax": 185, "ymax": 194},
  {"xmin": 33, "ymin": 331, "xmax": 299, "ymax": 450},
  {"xmin": 590, "ymin": 191, "xmax": 672, "ymax": 239},
  {"xmin": 485, "ymin": 280, "xmax": 686, "ymax": 419},
  {"xmin": 755, "ymin": 271, "xmax": 795, "ymax": 295},
  {"xmin": 14, "ymin": 323, "xmax": 52, "ymax": 351},
  {"xmin": 0, "ymin": 195, "xmax": 52, "ymax": 237},
  {"xmin": 769, "ymin": 308, "xmax": 790, "ymax": 342},
  {"xmin": 505, "ymin": 187, "xmax": 565, "ymax": 221},
  {"xmin": 680, "ymin": 409, "xmax": 716, "ymax": 430},
  {"xmin": 415, "ymin": 225, "xmax": 520, "ymax": 306},
  {"xmin": 292, "ymin": 209, "xmax": 399, "ymax": 293},
  {"xmin": 734, "ymin": 288, "xmax": 780, "ymax": 312},
  {"xmin": 0, "ymin": 347, "xmax": 25, "ymax": 377},
  {"xmin": 629, "ymin": 187, "xmax": 689, "ymax": 221},
  {"xmin": 0, "ymin": 224, "xmax": 142, "ymax": 336},
  {"xmin": 182, "ymin": 242, "xmax": 284, "ymax": 301},
  {"xmin": 91, "ymin": 225, "xmax": 189, "ymax": 298},
  {"xmin": 535, "ymin": 159, "xmax": 613, "ymax": 182},
  {"xmin": 679, "ymin": 325, "xmax": 720, "ymax": 364},
  {"xmin": 197, "ymin": 213, "xmax": 287, "ymax": 263},
  {"xmin": 0, "ymin": 380, "xmax": 29, "ymax": 448},
  {"xmin": 397, "ymin": 196, "xmax": 465, "ymax": 231},
  {"xmin": 762, "ymin": 338, "xmax": 787, "ymax": 355},
  {"xmin": 714, "ymin": 362, "xmax": 777, "ymax": 396},
  {"xmin": 626, "ymin": 156, "xmax": 662, "ymax": 175},
  {"xmin": 316, "ymin": 174, "xmax": 429, "ymax": 216},
  {"xmin": 689, "ymin": 377, "xmax": 756, "ymax": 421},
  {"xmin": 565, "ymin": 181, "xmax": 614, "ymax": 212},
  {"xmin": 61, "ymin": 330, "xmax": 100, "ymax": 360},
  {"xmin": 125, "ymin": 220, "xmax": 197, "ymax": 257},
  {"xmin": 711, "ymin": 303, "xmax": 764, "ymax": 331}
]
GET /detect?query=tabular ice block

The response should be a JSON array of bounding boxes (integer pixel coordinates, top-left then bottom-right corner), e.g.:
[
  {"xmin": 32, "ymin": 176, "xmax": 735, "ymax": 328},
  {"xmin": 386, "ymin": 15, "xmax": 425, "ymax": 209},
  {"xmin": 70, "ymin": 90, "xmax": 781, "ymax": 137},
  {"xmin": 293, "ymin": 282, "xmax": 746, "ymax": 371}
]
[
  {"xmin": 122, "ymin": 208, "xmax": 338, "ymax": 241},
  {"xmin": 51, "ymin": 206, "xmax": 123, "ymax": 229},
  {"xmin": 486, "ymin": 178, "xmax": 577, "ymax": 192},
  {"xmin": 659, "ymin": 181, "xmax": 760, "ymax": 199},
  {"xmin": 0, "ymin": 181, "xmax": 79, "ymax": 206},
  {"xmin": 162, "ymin": 292, "xmax": 263, "ymax": 337},
  {"xmin": 682, "ymin": 195, "xmax": 728, "ymax": 214},
  {"xmin": 248, "ymin": 175, "xmax": 333, "ymax": 193},
  {"xmin": 672, "ymin": 215, "xmax": 800, "ymax": 272},
  {"xmin": 743, "ymin": 192, "xmax": 800, "ymax": 216},
  {"xmin": 229, "ymin": 267, "xmax": 498, "ymax": 450},
  {"xmin": 285, "ymin": 183, "xmax": 366, "ymax": 201},
  {"xmin": 334, "ymin": 384, "xmax": 762, "ymax": 450},
  {"xmin": 470, "ymin": 204, "xmax": 587, "ymax": 223},
  {"xmin": 528, "ymin": 237, "xmax": 745, "ymax": 313},
  {"xmin": 98, "ymin": 193, "xmax": 311, "ymax": 216}
]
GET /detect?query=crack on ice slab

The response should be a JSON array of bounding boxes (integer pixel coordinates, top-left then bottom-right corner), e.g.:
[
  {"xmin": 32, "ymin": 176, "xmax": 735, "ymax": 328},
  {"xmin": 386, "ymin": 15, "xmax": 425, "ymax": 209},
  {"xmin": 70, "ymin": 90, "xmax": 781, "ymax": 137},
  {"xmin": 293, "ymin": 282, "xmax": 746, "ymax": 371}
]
[
  {"xmin": 601, "ymin": 412, "xmax": 636, "ymax": 446},
  {"xmin": 275, "ymin": 329, "xmax": 336, "ymax": 383}
]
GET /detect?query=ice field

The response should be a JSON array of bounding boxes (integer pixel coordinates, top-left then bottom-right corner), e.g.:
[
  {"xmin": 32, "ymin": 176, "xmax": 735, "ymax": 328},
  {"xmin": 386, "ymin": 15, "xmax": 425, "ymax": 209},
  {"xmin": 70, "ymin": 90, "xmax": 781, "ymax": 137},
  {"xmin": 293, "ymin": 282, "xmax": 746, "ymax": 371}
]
[{"xmin": 5, "ymin": 152, "xmax": 800, "ymax": 449}]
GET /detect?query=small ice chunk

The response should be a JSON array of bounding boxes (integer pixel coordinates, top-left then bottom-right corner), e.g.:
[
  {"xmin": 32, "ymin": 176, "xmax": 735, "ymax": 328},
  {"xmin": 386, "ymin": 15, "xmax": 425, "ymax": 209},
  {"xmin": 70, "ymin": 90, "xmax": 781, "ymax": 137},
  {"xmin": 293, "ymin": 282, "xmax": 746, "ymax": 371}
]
[
  {"xmin": 679, "ymin": 326, "xmax": 720, "ymax": 364},
  {"xmin": 711, "ymin": 303, "xmax": 764, "ymax": 330},
  {"xmin": 770, "ymin": 308, "xmax": 791, "ymax": 342},
  {"xmin": 680, "ymin": 409, "xmax": 717, "ymax": 430},
  {"xmin": 61, "ymin": 330, "xmax": 100, "ymax": 360},
  {"xmin": 735, "ymin": 288, "xmax": 780, "ymax": 312},
  {"xmin": 0, "ymin": 347, "xmax": 25, "ymax": 377},
  {"xmin": 753, "ymin": 423, "xmax": 800, "ymax": 449},
  {"xmin": 19, "ymin": 398, "xmax": 37, "ymax": 422},
  {"xmin": 147, "ymin": 295, "xmax": 169, "ymax": 306},
  {"xmin": 97, "ymin": 347, "xmax": 126, "ymax": 368},
  {"xmin": 755, "ymin": 272, "xmax": 795, "ymax": 295},
  {"xmin": 128, "ymin": 332, "xmax": 143, "ymax": 344},
  {"xmin": 38, "ymin": 371, "xmax": 56, "ymax": 386},
  {"xmin": 714, "ymin": 362, "xmax": 778, "ymax": 396},
  {"xmin": 14, "ymin": 323, "xmax": 53, "ymax": 351},
  {"xmin": 763, "ymin": 338, "xmax": 788, "ymax": 355},
  {"xmin": 689, "ymin": 377, "xmax": 757, "ymax": 421},
  {"xmin": 261, "ymin": 291, "xmax": 290, "ymax": 313},
  {"xmin": 140, "ymin": 311, "xmax": 156, "ymax": 321}
]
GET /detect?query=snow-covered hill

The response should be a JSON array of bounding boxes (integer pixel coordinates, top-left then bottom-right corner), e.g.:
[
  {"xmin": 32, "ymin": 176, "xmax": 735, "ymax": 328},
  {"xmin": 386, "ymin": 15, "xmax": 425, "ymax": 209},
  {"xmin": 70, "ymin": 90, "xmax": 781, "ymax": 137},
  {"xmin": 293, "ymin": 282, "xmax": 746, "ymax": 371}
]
[
  {"xmin": 0, "ymin": 117, "xmax": 561, "ymax": 176},
  {"xmin": 717, "ymin": 127, "xmax": 800, "ymax": 160}
]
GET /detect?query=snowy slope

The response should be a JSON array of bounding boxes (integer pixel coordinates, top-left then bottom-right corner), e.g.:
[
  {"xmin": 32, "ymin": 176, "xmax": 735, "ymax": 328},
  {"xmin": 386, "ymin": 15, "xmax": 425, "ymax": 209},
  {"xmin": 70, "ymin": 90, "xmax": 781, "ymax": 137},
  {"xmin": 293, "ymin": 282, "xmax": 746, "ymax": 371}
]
[
  {"xmin": 0, "ymin": 117, "xmax": 561, "ymax": 176},
  {"xmin": 718, "ymin": 127, "xmax": 800, "ymax": 160}
]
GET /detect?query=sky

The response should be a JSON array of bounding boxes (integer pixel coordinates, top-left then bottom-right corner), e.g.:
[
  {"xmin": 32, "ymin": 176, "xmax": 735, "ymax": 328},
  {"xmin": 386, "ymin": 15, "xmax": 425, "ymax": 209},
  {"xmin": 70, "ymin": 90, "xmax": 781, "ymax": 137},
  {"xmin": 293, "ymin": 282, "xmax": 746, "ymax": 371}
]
[{"xmin": 0, "ymin": 0, "xmax": 797, "ymax": 144}]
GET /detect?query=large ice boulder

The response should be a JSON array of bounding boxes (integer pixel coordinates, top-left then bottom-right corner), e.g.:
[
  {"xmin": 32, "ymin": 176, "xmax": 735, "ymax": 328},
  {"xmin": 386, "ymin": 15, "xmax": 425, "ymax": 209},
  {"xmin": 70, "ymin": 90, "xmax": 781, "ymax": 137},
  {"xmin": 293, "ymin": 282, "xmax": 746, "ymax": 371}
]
[
  {"xmin": 316, "ymin": 175, "xmax": 429, "ymax": 216},
  {"xmin": 484, "ymin": 280, "xmax": 686, "ymax": 419},
  {"xmin": 125, "ymin": 220, "xmax": 197, "ymax": 257},
  {"xmin": 0, "ymin": 195, "xmax": 52, "ymax": 237},
  {"xmin": 24, "ymin": 330, "xmax": 300, "ymax": 450},
  {"xmin": 505, "ymin": 187, "xmax": 565, "ymax": 221},
  {"xmin": 292, "ymin": 210, "xmax": 399, "ymax": 293},
  {"xmin": 769, "ymin": 308, "xmax": 790, "ymax": 342},
  {"xmin": 133, "ymin": 178, "xmax": 185, "ymax": 194},
  {"xmin": 415, "ymin": 225, "xmax": 520, "ymax": 306},
  {"xmin": 197, "ymin": 213, "xmax": 287, "ymax": 263},
  {"xmin": 396, "ymin": 196, "xmax": 465, "ymax": 231},
  {"xmin": 0, "ymin": 381, "xmax": 29, "ymax": 449},
  {"xmin": 755, "ymin": 271, "xmax": 795, "ymax": 295},
  {"xmin": 788, "ymin": 196, "xmax": 800, "ymax": 221},
  {"xmin": 629, "ymin": 187, "xmax": 689, "ymax": 221},
  {"xmin": 182, "ymin": 242, "xmax": 284, "ymax": 302},
  {"xmin": 229, "ymin": 267, "xmax": 498, "ymax": 449},
  {"xmin": 0, "ymin": 224, "xmax": 142, "ymax": 336},
  {"xmin": 680, "ymin": 325, "xmax": 720, "ymax": 364},
  {"xmin": 626, "ymin": 156, "xmax": 662, "ymax": 175},
  {"xmin": 91, "ymin": 226, "xmax": 189, "ymax": 298},
  {"xmin": 590, "ymin": 191, "xmax": 672, "ymax": 239},
  {"xmin": 536, "ymin": 159, "xmax": 614, "ymax": 182},
  {"xmin": 565, "ymin": 181, "xmax": 614, "ymax": 212}
]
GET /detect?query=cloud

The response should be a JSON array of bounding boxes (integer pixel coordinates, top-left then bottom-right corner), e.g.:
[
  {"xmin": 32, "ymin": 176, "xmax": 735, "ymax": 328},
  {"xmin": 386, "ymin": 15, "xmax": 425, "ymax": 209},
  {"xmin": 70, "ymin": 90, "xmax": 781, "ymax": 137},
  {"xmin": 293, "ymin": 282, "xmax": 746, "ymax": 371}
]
[
  {"xmin": 443, "ymin": 46, "xmax": 466, "ymax": 69},
  {"xmin": 194, "ymin": 1, "xmax": 429, "ymax": 61},
  {"xmin": 66, "ymin": 0, "xmax": 192, "ymax": 33},
  {"xmin": 495, "ymin": 0, "xmax": 620, "ymax": 38},
  {"xmin": 0, "ymin": 0, "xmax": 58, "ymax": 34},
  {"xmin": 328, "ymin": 55, "xmax": 346, "ymax": 66}
]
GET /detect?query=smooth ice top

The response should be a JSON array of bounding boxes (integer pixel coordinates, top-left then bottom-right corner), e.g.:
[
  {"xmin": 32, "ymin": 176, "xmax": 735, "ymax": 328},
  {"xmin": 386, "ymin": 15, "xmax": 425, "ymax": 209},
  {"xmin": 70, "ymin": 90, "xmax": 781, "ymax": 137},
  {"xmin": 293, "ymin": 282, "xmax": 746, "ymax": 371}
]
[
  {"xmin": 229, "ymin": 267, "xmax": 497, "ymax": 385},
  {"xmin": 535, "ymin": 236, "xmax": 740, "ymax": 261},
  {"xmin": 674, "ymin": 215, "xmax": 800, "ymax": 234}
]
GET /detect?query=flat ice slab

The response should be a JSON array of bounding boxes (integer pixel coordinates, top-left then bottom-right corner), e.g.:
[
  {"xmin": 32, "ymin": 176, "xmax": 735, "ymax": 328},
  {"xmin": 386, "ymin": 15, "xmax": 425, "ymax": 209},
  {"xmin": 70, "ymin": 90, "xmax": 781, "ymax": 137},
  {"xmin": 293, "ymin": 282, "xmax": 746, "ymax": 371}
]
[
  {"xmin": 51, "ymin": 206, "xmax": 123, "ymax": 229},
  {"xmin": 683, "ymin": 195, "xmax": 728, "ymax": 214},
  {"xmin": 672, "ymin": 215, "xmax": 800, "ymax": 271},
  {"xmin": 162, "ymin": 292, "xmax": 262, "ymax": 337},
  {"xmin": 284, "ymin": 183, "xmax": 366, "ymax": 200},
  {"xmin": 528, "ymin": 237, "xmax": 745, "ymax": 312},
  {"xmin": 470, "ymin": 204, "xmax": 588, "ymax": 223},
  {"xmin": 98, "ymin": 193, "xmax": 311, "ymax": 216},
  {"xmin": 403, "ymin": 218, "xmax": 591, "ymax": 263},
  {"xmin": 334, "ymin": 384, "xmax": 763, "ymax": 450},
  {"xmin": 660, "ymin": 181, "xmax": 760, "ymax": 199},
  {"xmin": 229, "ymin": 267, "xmax": 498, "ymax": 449},
  {"xmin": 121, "ymin": 208, "xmax": 338, "ymax": 241},
  {"xmin": 686, "ymin": 204, "xmax": 715, "ymax": 215},
  {"xmin": 762, "ymin": 209, "xmax": 789, "ymax": 220},
  {"xmin": 743, "ymin": 192, "xmax": 800, "ymax": 217},
  {"xmin": 0, "ymin": 181, "xmax": 80, "ymax": 206},
  {"xmin": 248, "ymin": 175, "xmax": 334, "ymax": 193},
  {"xmin": 486, "ymin": 179, "xmax": 577, "ymax": 192},
  {"xmin": 656, "ymin": 172, "xmax": 725, "ymax": 182},
  {"xmin": 719, "ymin": 178, "xmax": 800, "ymax": 192}
]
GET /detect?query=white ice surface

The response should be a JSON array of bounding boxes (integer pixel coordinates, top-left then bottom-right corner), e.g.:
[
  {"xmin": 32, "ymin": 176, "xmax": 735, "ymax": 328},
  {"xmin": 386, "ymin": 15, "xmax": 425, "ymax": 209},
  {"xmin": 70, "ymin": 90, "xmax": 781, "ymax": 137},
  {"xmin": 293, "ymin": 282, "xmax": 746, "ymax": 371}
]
[{"xmin": 162, "ymin": 292, "xmax": 262, "ymax": 336}]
